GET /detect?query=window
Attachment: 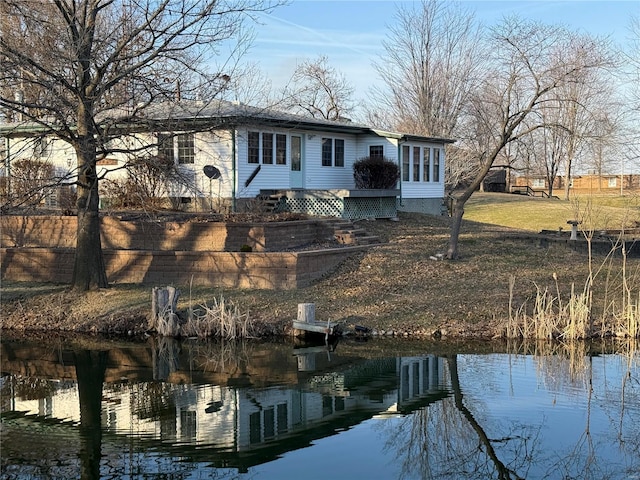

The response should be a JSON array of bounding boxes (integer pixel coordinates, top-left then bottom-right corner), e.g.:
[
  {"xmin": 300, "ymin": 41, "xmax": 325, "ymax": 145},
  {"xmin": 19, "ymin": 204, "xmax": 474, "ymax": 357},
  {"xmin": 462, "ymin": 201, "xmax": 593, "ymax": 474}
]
[
  {"xmin": 335, "ymin": 139, "xmax": 344, "ymax": 167},
  {"xmin": 276, "ymin": 134, "xmax": 287, "ymax": 165},
  {"xmin": 249, "ymin": 131, "xmax": 289, "ymax": 165},
  {"xmin": 532, "ymin": 178, "xmax": 545, "ymax": 188},
  {"xmin": 34, "ymin": 137, "xmax": 50, "ymax": 158},
  {"xmin": 0, "ymin": 138, "xmax": 7, "ymax": 163},
  {"xmin": 369, "ymin": 145, "xmax": 384, "ymax": 159},
  {"xmin": 249, "ymin": 411, "xmax": 261, "ymax": 444},
  {"xmin": 322, "ymin": 138, "xmax": 345, "ymax": 167},
  {"xmin": 179, "ymin": 409, "xmax": 196, "ymax": 439},
  {"xmin": 413, "ymin": 147, "xmax": 420, "ymax": 182},
  {"xmin": 433, "ymin": 149, "xmax": 440, "ymax": 182},
  {"xmin": 177, "ymin": 133, "xmax": 194, "ymax": 164},
  {"xmin": 158, "ymin": 134, "xmax": 174, "ymax": 160},
  {"xmin": 608, "ymin": 177, "xmax": 617, "ymax": 188},
  {"xmin": 157, "ymin": 133, "xmax": 194, "ymax": 164},
  {"xmin": 262, "ymin": 133, "xmax": 273, "ymax": 164},
  {"xmin": 248, "ymin": 131, "xmax": 259, "ymax": 163},
  {"xmin": 263, "ymin": 407, "xmax": 275, "ymax": 439},
  {"xmin": 277, "ymin": 403, "xmax": 288, "ymax": 434},
  {"xmin": 402, "ymin": 145, "xmax": 410, "ymax": 182},
  {"xmin": 322, "ymin": 138, "xmax": 332, "ymax": 166},
  {"xmin": 423, "ymin": 147, "xmax": 431, "ymax": 182},
  {"xmin": 291, "ymin": 136, "xmax": 301, "ymax": 172}
]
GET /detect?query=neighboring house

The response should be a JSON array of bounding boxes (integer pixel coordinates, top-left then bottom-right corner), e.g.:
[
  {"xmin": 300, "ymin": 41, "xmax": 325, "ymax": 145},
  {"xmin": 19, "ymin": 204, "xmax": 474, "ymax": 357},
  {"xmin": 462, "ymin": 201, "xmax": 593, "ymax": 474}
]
[
  {"xmin": 0, "ymin": 101, "xmax": 455, "ymax": 218},
  {"xmin": 510, "ymin": 175, "xmax": 560, "ymax": 195},
  {"xmin": 512, "ymin": 174, "xmax": 640, "ymax": 196}
]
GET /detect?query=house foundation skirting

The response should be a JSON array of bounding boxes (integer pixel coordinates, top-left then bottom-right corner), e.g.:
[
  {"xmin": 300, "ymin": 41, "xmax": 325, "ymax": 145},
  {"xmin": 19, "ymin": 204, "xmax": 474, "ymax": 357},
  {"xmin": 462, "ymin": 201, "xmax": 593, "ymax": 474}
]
[
  {"xmin": 397, "ymin": 197, "xmax": 447, "ymax": 216},
  {"xmin": 0, "ymin": 246, "xmax": 368, "ymax": 289},
  {"xmin": 272, "ymin": 189, "xmax": 400, "ymax": 219}
]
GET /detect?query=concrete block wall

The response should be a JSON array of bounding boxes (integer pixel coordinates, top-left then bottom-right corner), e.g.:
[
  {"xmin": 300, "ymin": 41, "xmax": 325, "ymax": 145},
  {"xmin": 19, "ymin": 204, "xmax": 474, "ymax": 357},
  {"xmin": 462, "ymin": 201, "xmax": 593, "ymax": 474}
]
[
  {"xmin": 0, "ymin": 246, "xmax": 367, "ymax": 289},
  {"xmin": 0, "ymin": 215, "xmax": 356, "ymax": 289},
  {"xmin": 0, "ymin": 216, "xmax": 335, "ymax": 252}
]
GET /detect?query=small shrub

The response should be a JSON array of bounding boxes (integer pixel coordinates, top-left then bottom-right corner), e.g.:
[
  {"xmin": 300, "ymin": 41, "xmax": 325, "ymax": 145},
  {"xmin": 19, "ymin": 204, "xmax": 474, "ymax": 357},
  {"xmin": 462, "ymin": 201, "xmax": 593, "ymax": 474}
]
[
  {"xmin": 240, "ymin": 244, "xmax": 253, "ymax": 252},
  {"xmin": 6, "ymin": 158, "xmax": 55, "ymax": 207},
  {"xmin": 101, "ymin": 155, "xmax": 190, "ymax": 211},
  {"xmin": 353, "ymin": 156, "xmax": 400, "ymax": 189}
]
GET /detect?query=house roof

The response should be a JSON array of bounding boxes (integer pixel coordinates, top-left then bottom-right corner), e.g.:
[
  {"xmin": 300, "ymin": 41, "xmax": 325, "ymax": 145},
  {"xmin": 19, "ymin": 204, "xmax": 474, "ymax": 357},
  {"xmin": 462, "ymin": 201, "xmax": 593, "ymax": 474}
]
[{"xmin": 1, "ymin": 99, "xmax": 456, "ymax": 144}]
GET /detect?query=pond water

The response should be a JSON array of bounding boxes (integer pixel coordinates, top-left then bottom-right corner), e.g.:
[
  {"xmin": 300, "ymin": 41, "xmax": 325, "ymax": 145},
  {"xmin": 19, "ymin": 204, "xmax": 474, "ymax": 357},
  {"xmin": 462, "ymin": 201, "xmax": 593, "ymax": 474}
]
[{"xmin": 1, "ymin": 335, "xmax": 638, "ymax": 480}]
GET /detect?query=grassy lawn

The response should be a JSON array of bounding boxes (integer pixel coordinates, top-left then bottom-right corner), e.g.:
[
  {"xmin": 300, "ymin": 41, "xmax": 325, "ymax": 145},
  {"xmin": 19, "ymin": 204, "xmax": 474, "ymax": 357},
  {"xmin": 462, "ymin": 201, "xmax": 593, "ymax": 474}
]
[{"xmin": 464, "ymin": 192, "xmax": 640, "ymax": 232}]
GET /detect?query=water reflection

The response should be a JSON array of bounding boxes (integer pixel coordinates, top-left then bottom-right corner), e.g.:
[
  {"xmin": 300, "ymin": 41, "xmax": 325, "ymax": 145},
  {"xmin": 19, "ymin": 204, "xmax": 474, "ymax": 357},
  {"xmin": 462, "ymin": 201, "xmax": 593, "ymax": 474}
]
[{"xmin": 1, "ymin": 337, "xmax": 638, "ymax": 480}]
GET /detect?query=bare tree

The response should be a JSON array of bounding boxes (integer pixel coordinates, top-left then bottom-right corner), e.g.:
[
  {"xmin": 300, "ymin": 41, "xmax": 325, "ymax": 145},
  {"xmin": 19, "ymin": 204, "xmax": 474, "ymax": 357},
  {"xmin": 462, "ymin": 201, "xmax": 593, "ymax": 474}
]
[
  {"xmin": 447, "ymin": 18, "xmax": 613, "ymax": 259},
  {"xmin": 369, "ymin": 0, "xmax": 484, "ymax": 191},
  {"xmin": 620, "ymin": 15, "xmax": 640, "ymax": 176},
  {"xmin": 0, "ymin": 0, "xmax": 280, "ymax": 291},
  {"xmin": 526, "ymin": 105, "xmax": 566, "ymax": 197},
  {"xmin": 281, "ymin": 55, "xmax": 355, "ymax": 121},
  {"xmin": 372, "ymin": 0, "xmax": 483, "ymax": 138}
]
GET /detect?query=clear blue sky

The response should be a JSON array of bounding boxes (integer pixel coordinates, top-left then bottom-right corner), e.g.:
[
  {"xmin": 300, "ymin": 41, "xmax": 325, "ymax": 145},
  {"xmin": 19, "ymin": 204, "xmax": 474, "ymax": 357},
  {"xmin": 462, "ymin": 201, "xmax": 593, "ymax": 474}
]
[{"xmin": 245, "ymin": 0, "xmax": 639, "ymax": 103}]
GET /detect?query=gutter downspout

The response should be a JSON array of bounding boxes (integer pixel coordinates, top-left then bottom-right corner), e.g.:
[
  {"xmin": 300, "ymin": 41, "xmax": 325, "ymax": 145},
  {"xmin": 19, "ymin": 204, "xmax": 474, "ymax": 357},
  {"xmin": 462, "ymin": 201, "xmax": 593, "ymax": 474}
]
[
  {"xmin": 397, "ymin": 138, "xmax": 404, "ymax": 206},
  {"xmin": 231, "ymin": 128, "xmax": 237, "ymax": 213}
]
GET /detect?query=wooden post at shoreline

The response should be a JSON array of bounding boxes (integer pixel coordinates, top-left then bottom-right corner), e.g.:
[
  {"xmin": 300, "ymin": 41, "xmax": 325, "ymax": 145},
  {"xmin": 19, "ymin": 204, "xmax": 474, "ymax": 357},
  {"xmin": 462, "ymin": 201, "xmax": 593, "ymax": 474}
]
[
  {"xmin": 298, "ymin": 303, "xmax": 316, "ymax": 323},
  {"xmin": 151, "ymin": 286, "xmax": 180, "ymax": 336},
  {"xmin": 292, "ymin": 302, "xmax": 340, "ymax": 339}
]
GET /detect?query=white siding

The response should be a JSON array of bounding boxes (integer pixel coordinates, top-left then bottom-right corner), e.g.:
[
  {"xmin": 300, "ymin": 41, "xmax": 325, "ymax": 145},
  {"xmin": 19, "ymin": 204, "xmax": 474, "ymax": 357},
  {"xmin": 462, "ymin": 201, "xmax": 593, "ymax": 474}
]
[
  {"xmin": 193, "ymin": 130, "xmax": 234, "ymax": 198},
  {"xmin": 356, "ymin": 136, "xmax": 399, "ymax": 162},
  {"xmin": 304, "ymin": 133, "xmax": 357, "ymax": 190}
]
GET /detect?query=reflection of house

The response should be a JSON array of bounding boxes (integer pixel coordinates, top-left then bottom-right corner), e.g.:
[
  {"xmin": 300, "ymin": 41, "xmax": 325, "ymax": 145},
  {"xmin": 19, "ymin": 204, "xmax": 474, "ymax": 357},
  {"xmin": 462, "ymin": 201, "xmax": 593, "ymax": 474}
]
[
  {"xmin": 5, "ymin": 354, "xmax": 449, "ymax": 471},
  {"xmin": 0, "ymin": 101, "xmax": 455, "ymax": 217}
]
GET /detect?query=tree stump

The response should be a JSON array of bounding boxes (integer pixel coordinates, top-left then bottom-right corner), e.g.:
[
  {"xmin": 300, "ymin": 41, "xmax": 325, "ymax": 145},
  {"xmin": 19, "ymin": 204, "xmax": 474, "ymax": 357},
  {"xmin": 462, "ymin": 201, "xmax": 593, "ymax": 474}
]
[{"xmin": 151, "ymin": 286, "xmax": 181, "ymax": 336}]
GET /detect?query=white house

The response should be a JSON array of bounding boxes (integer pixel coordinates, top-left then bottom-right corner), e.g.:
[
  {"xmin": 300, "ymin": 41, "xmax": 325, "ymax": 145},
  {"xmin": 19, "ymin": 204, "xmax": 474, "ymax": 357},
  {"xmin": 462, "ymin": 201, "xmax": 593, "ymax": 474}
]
[{"xmin": 0, "ymin": 101, "xmax": 455, "ymax": 218}]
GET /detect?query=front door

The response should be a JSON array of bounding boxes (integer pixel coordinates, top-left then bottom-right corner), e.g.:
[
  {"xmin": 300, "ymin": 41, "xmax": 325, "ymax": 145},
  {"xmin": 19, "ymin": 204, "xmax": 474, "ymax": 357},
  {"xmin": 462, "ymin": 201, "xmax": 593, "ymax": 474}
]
[{"xmin": 290, "ymin": 135, "xmax": 303, "ymax": 189}]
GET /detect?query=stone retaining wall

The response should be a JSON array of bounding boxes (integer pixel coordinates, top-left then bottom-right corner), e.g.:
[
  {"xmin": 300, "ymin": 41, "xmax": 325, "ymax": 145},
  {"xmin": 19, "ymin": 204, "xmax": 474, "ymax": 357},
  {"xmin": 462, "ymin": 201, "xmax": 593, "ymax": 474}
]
[
  {"xmin": 0, "ymin": 215, "xmax": 334, "ymax": 252},
  {"xmin": 0, "ymin": 246, "xmax": 366, "ymax": 289},
  {"xmin": 0, "ymin": 215, "xmax": 367, "ymax": 289}
]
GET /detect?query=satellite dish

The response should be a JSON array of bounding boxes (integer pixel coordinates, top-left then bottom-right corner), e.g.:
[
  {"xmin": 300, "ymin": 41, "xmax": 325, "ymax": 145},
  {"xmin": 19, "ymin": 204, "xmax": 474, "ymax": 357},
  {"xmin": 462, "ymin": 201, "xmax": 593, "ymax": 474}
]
[{"xmin": 203, "ymin": 165, "xmax": 221, "ymax": 179}]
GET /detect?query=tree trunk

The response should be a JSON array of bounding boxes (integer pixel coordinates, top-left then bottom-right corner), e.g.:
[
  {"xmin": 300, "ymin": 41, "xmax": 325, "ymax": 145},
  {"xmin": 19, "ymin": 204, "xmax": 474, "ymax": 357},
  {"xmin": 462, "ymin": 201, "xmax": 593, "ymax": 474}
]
[
  {"xmin": 71, "ymin": 109, "xmax": 108, "ymax": 290},
  {"xmin": 447, "ymin": 203, "xmax": 465, "ymax": 260}
]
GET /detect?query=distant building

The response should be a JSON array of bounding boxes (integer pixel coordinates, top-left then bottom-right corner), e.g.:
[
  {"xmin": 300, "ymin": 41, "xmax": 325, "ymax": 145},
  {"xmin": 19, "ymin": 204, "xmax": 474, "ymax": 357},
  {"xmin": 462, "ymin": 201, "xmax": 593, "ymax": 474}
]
[{"xmin": 511, "ymin": 174, "xmax": 640, "ymax": 196}]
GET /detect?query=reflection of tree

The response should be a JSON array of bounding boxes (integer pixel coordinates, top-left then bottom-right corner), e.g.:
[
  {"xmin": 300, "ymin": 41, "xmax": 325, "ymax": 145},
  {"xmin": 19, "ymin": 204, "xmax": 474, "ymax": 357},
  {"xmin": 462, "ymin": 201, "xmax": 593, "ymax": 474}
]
[
  {"xmin": 447, "ymin": 355, "xmax": 526, "ymax": 480},
  {"xmin": 383, "ymin": 355, "xmax": 540, "ymax": 480},
  {"xmin": 74, "ymin": 350, "xmax": 107, "ymax": 480}
]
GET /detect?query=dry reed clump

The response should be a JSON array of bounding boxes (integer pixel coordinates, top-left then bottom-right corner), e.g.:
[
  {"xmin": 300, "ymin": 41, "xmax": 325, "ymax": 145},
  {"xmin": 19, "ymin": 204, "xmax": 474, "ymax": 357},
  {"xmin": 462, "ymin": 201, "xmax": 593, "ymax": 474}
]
[
  {"xmin": 507, "ymin": 275, "xmax": 593, "ymax": 340},
  {"xmin": 153, "ymin": 290, "xmax": 255, "ymax": 339},
  {"xmin": 507, "ymin": 240, "xmax": 639, "ymax": 341},
  {"xmin": 182, "ymin": 296, "xmax": 254, "ymax": 339}
]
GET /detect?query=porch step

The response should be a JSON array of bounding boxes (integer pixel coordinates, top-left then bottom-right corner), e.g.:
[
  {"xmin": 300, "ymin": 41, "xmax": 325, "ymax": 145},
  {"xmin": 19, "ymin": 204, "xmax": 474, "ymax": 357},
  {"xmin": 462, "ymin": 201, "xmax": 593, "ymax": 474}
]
[
  {"xmin": 332, "ymin": 223, "xmax": 380, "ymax": 246},
  {"xmin": 256, "ymin": 193, "xmax": 285, "ymax": 213}
]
